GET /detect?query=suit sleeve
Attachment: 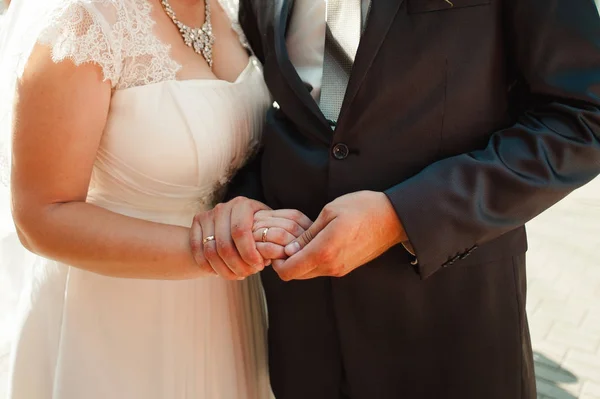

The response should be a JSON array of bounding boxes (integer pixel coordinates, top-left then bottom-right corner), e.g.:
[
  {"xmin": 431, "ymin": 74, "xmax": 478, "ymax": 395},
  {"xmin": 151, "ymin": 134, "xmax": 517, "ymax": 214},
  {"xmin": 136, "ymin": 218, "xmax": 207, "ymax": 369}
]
[{"xmin": 385, "ymin": 0, "xmax": 600, "ymax": 279}]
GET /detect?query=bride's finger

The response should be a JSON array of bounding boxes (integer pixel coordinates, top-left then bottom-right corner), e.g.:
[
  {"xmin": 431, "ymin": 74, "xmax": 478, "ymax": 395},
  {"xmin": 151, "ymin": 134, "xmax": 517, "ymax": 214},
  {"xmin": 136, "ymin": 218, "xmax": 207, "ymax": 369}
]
[
  {"xmin": 255, "ymin": 242, "xmax": 286, "ymax": 260},
  {"xmin": 253, "ymin": 218, "xmax": 305, "ymax": 238},
  {"xmin": 254, "ymin": 209, "xmax": 312, "ymax": 230},
  {"xmin": 197, "ymin": 212, "xmax": 239, "ymax": 280},
  {"xmin": 253, "ymin": 227, "xmax": 296, "ymax": 246}
]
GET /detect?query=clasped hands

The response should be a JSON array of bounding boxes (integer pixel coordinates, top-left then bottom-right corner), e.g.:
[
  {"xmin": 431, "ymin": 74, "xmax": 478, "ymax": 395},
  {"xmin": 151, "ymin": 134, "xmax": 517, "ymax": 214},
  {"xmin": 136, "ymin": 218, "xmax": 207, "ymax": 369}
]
[{"xmin": 189, "ymin": 191, "xmax": 408, "ymax": 281}]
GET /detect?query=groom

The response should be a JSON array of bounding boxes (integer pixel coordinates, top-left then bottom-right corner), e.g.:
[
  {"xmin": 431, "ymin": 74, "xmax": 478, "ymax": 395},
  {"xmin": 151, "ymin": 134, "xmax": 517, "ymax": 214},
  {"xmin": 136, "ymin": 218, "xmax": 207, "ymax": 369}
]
[{"xmin": 192, "ymin": 0, "xmax": 600, "ymax": 398}]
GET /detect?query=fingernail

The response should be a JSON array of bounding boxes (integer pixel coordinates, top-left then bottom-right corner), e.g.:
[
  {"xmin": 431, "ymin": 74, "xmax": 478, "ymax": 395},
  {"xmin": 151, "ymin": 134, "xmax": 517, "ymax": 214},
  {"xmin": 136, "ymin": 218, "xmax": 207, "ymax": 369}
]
[{"xmin": 285, "ymin": 242, "xmax": 301, "ymax": 256}]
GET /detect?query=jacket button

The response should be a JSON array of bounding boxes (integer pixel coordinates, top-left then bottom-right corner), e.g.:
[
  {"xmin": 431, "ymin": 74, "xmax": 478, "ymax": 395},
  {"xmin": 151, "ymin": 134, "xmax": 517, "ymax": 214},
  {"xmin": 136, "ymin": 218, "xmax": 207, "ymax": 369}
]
[{"xmin": 332, "ymin": 143, "xmax": 349, "ymax": 160}]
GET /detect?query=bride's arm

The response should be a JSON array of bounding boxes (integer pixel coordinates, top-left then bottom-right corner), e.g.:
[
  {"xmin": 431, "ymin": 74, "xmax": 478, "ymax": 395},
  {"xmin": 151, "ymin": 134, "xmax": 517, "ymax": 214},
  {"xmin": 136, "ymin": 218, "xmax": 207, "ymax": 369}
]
[{"xmin": 10, "ymin": 45, "xmax": 212, "ymax": 280}]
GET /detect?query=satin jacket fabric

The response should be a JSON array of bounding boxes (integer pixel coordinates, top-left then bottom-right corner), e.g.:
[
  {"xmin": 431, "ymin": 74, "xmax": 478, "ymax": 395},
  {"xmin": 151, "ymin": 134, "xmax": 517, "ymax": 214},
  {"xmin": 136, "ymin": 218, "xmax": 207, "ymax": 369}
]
[{"xmin": 230, "ymin": 0, "xmax": 600, "ymax": 398}]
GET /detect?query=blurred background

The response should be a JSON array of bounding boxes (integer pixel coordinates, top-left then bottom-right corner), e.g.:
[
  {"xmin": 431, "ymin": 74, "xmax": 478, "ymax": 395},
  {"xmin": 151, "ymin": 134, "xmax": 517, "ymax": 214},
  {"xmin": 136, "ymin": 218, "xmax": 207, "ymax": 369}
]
[{"xmin": 0, "ymin": 1, "xmax": 599, "ymax": 398}]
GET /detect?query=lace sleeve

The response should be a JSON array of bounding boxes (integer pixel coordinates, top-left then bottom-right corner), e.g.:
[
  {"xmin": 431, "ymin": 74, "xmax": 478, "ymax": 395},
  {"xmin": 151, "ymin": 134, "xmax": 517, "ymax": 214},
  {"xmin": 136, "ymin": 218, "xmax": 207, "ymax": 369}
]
[{"xmin": 37, "ymin": 0, "xmax": 123, "ymax": 87}]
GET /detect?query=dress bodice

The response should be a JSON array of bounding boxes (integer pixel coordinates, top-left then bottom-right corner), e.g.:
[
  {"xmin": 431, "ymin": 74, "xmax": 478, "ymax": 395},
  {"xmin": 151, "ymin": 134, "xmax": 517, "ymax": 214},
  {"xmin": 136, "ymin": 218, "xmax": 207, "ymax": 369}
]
[
  {"xmin": 35, "ymin": 0, "xmax": 270, "ymax": 224},
  {"xmin": 89, "ymin": 58, "xmax": 269, "ymax": 224}
]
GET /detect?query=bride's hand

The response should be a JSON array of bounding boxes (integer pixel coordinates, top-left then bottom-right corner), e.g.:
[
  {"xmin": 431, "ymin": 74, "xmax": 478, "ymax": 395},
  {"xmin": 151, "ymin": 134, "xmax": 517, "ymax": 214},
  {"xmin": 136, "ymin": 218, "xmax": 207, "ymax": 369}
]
[
  {"xmin": 190, "ymin": 198, "xmax": 312, "ymax": 280},
  {"xmin": 252, "ymin": 209, "xmax": 313, "ymax": 262}
]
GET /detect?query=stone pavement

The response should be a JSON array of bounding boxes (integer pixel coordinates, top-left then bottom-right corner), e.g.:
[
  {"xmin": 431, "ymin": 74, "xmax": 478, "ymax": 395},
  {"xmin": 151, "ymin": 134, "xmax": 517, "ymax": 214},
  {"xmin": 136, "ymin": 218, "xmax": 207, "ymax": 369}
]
[{"xmin": 526, "ymin": 177, "xmax": 600, "ymax": 399}]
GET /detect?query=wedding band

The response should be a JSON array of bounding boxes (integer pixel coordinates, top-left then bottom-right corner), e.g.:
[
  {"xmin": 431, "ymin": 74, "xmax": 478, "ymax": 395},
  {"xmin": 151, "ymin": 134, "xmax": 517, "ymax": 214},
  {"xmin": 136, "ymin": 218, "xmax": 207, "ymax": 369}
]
[
  {"xmin": 261, "ymin": 228, "xmax": 269, "ymax": 243},
  {"xmin": 202, "ymin": 235, "xmax": 215, "ymax": 244}
]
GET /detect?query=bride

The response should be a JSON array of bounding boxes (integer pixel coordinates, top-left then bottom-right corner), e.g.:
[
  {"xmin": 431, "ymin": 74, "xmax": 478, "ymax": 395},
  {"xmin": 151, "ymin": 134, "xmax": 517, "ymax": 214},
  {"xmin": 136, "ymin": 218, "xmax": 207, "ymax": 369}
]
[{"xmin": 0, "ymin": 0, "xmax": 307, "ymax": 397}]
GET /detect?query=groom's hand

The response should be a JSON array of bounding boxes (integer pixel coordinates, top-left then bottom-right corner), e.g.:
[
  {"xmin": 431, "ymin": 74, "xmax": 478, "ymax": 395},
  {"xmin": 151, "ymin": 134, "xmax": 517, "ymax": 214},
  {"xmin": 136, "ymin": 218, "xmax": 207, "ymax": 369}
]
[{"xmin": 272, "ymin": 191, "xmax": 408, "ymax": 281}]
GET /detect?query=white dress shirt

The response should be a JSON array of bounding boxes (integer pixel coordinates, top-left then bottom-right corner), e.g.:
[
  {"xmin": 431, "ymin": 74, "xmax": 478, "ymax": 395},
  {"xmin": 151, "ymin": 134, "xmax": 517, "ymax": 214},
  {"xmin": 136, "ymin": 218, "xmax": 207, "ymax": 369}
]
[{"xmin": 286, "ymin": 0, "xmax": 371, "ymax": 102}]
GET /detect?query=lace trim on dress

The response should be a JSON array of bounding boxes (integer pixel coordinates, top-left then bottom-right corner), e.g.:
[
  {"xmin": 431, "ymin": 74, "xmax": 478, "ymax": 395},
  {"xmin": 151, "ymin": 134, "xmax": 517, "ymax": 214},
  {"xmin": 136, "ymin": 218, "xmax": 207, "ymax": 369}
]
[
  {"xmin": 118, "ymin": 0, "xmax": 182, "ymax": 89},
  {"xmin": 38, "ymin": 0, "xmax": 252, "ymax": 90},
  {"xmin": 38, "ymin": 0, "xmax": 181, "ymax": 90},
  {"xmin": 38, "ymin": 0, "xmax": 123, "ymax": 87}
]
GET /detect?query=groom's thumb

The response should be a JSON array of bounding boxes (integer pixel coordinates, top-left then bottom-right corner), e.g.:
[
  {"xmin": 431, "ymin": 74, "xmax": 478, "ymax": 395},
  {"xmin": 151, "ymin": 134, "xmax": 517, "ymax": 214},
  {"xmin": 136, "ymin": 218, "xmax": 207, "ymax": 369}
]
[{"xmin": 284, "ymin": 215, "xmax": 328, "ymax": 257}]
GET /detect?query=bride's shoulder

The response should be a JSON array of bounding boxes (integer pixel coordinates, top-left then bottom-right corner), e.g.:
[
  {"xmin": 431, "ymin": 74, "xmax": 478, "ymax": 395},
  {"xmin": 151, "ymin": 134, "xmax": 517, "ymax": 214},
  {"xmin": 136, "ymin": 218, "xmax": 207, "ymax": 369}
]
[{"xmin": 38, "ymin": 0, "xmax": 161, "ymax": 88}]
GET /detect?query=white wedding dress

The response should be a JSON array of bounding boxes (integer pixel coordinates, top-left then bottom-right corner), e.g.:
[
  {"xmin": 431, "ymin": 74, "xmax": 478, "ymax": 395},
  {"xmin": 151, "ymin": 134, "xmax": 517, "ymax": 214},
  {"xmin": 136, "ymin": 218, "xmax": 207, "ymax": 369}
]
[{"xmin": 1, "ymin": 0, "xmax": 273, "ymax": 398}]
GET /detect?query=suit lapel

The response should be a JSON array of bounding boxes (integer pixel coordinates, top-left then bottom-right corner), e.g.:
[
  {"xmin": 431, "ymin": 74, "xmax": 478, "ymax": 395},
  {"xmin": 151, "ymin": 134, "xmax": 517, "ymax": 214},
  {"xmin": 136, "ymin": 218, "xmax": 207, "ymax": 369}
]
[
  {"xmin": 265, "ymin": 0, "xmax": 331, "ymax": 145},
  {"xmin": 336, "ymin": 0, "xmax": 404, "ymax": 132},
  {"xmin": 264, "ymin": 0, "xmax": 403, "ymax": 142}
]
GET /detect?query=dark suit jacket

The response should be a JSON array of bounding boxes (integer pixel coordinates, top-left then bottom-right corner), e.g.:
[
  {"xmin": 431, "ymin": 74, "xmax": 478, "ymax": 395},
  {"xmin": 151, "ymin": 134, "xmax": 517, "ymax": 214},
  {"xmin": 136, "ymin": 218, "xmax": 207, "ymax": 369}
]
[{"xmin": 229, "ymin": 0, "xmax": 600, "ymax": 398}]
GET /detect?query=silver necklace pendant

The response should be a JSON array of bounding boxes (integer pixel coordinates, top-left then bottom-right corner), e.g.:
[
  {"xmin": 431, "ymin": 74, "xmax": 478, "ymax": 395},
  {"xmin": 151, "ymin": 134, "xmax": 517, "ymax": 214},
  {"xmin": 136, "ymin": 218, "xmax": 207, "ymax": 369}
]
[{"xmin": 162, "ymin": 0, "xmax": 216, "ymax": 68}]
